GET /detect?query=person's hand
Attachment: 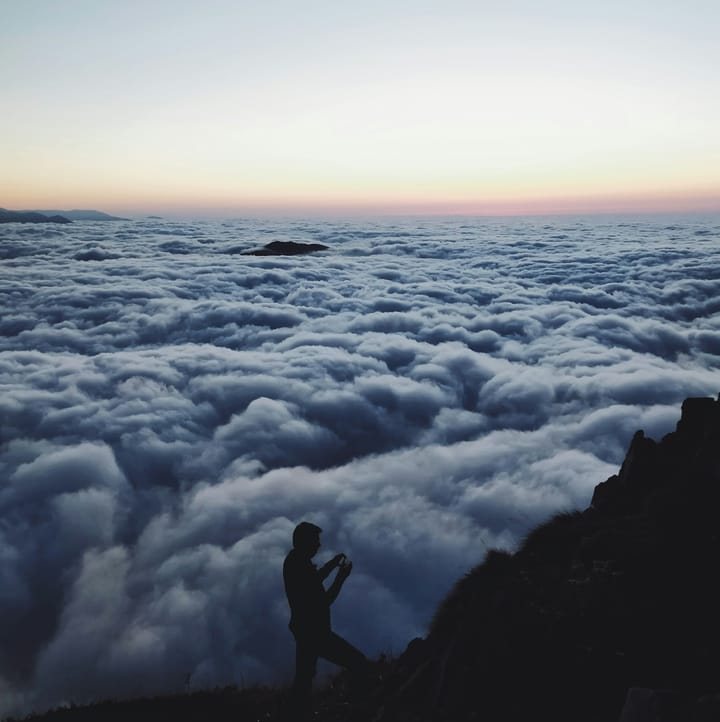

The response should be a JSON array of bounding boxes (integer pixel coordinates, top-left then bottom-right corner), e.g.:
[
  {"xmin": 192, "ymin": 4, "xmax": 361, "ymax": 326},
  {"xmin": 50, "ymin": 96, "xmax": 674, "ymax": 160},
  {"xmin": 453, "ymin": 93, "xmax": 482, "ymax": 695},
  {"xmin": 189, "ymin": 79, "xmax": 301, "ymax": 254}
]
[
  {"xmin": 330, "ymin": 553, "xmax": 346, "ymax": 568},
  {"xmin": 338, "ymin": 560, "xmax": 353, "ymax": 580}
]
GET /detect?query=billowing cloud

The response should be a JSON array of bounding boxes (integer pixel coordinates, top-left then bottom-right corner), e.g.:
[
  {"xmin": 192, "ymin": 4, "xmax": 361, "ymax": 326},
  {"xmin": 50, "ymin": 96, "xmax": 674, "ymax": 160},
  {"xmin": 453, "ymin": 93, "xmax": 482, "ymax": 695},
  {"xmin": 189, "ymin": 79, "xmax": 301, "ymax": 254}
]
[{"xmin": 0, "ymin": 214, "xmax": 718, "ymax": 715}]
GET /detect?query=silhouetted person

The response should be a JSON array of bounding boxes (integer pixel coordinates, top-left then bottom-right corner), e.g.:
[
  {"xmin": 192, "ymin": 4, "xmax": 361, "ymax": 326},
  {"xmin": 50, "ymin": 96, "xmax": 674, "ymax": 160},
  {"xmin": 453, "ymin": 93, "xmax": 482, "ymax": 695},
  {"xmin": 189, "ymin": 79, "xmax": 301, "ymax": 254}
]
[{"xmin": 283, "ymin": 521, "xmax": 367, "ymax": 720}]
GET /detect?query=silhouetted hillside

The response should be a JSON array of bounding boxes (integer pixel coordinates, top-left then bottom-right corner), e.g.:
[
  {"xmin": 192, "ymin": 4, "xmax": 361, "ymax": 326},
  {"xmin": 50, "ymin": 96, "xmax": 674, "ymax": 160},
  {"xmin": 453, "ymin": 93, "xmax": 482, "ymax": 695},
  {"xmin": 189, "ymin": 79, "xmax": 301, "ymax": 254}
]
[
  {"xmin": 374, "ymin": 394, "xmax": 720, "ymax": 721},
  {"xmin": 11, "ymin": 396, "xmax": 720, "ymax": 722},
  {"xmin": 24, "ymin": 210, "xmax": 128, "ymax": 221},
  {"xmin": 0, "ymin": 208, "xmax": 71, "ymax": 224},
  {"xmin": 1, "ymin": 208, "xmax": 127, "ymax": 223}
]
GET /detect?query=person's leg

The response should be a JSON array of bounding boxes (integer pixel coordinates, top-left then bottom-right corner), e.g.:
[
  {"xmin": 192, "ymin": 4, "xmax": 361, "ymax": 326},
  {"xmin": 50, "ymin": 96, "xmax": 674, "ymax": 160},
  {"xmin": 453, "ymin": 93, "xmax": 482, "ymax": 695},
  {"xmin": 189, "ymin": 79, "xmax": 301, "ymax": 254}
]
[
  {"xmin": 291, "ymin": 636, "xmax": 318, "ymax": 721},
  {"xmin": 318, "ymin": 631, "xmax": 367, "ymax": 671},
  {"xmin": 319, "ymin": 632, "xmax": 371, "ymax": 708}
]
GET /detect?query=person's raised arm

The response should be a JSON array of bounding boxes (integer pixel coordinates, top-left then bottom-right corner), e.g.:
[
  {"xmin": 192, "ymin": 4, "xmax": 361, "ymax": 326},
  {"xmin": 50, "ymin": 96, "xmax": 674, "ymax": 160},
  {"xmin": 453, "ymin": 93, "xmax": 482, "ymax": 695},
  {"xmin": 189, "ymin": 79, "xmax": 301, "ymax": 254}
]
[
  {"xmin": 326, "ymin": 561, "xmax": 352, "ymax": 605},
  {"xmin": 318, "ymin": 553, "xmax": 345, "ymax": 582}
]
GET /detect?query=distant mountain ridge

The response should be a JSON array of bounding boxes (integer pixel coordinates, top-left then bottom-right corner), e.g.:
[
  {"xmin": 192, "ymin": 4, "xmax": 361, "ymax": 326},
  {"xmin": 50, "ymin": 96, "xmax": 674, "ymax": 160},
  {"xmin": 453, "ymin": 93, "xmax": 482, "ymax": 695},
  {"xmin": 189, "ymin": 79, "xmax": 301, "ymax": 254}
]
[
  {"xmin": 1, "ymin": 208, "xmax": 128, "ymax": 223},
  {"xmin": 0, "ymin": 207, "xmax": 72, "ymax": 224},
  {"xmin": 22, "ymin": 209, "xmax": 128, "ymax": 221}
]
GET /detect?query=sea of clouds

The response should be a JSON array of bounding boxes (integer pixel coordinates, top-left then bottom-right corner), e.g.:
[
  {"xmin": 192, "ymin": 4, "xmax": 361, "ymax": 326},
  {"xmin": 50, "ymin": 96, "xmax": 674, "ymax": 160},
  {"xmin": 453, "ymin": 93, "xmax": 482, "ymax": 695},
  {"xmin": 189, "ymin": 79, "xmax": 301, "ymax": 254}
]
[{"xmin": 1, "ymin": 214, "xmax": 719, "ymax": 714}]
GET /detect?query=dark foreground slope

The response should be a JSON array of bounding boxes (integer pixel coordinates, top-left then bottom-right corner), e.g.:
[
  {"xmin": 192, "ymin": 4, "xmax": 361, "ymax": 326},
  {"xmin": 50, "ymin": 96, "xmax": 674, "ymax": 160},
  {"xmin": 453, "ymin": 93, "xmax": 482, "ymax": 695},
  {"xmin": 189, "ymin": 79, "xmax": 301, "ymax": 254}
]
[
  {"xmin": 374, "ymin": 394, "xmax": 720, "ymax": 721},
  {"xmin": 12, "ymin": 396, "xmax": 720, "ymax": 722}
]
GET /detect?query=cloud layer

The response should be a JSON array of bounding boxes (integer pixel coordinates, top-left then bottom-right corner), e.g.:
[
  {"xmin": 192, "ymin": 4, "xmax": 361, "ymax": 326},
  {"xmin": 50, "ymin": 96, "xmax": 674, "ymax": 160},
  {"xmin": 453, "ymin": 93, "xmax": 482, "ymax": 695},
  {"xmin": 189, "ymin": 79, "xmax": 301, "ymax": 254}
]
[{"xmin": 1, "ymin": 214, "xmax": 718, "ymax": 714}]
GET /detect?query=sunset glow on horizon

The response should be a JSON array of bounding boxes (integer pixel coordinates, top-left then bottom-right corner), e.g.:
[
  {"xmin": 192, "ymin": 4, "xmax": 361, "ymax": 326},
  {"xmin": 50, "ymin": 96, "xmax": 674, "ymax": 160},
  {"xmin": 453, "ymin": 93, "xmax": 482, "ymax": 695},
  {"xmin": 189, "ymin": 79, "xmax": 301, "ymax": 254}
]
[{"xmin": 2, "ymin": 0, "xmax": 719, "ymax": 217}]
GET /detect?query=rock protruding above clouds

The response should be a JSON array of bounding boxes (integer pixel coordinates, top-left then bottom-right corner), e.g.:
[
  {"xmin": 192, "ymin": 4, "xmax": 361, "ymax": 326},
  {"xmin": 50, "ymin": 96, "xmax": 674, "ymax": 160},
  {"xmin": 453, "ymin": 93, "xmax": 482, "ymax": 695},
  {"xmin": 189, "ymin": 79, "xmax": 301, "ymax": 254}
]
[
  {"xmin": 591, "ymin": 394, "xmax": 720, "ymax": 512},
  {"xmin": 242, "ymin": 240, "xmax": 329, "ymax": 256}
]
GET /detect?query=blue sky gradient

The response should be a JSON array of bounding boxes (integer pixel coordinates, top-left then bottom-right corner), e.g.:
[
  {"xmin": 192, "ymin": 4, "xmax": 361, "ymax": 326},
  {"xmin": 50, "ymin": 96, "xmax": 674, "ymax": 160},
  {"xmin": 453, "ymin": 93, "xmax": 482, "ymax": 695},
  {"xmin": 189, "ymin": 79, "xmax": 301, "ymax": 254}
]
[{"xmin": 2, "ymin": 0, "xmax": 719, "ymax": 215}]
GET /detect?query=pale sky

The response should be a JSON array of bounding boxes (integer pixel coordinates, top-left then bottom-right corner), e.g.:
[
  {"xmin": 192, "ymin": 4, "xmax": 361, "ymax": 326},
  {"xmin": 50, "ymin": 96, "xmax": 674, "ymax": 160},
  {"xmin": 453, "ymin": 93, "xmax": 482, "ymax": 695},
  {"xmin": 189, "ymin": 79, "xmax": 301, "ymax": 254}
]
[{"xmin": 2, "ymin": 0, "xmax": 719, "ymax": 216}]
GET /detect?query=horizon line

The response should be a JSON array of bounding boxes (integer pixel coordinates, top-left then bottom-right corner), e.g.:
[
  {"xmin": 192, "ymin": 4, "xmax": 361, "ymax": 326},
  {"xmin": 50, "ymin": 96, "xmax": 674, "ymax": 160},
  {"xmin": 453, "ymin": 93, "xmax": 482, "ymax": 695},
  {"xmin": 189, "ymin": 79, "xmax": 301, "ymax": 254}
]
[{"xmin": 5, "ymin": 189, "xmax": 720, "ymax": 220}]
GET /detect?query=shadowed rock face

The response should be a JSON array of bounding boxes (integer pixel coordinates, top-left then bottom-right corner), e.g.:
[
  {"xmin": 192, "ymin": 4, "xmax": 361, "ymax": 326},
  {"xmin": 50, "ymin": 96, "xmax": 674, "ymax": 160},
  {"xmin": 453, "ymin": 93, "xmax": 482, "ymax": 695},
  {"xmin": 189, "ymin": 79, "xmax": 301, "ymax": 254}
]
[
  {"xmin": 372, "ymin": 394, "xmax": 720, "ymax": 721},
  {"xmin": 242, "ymin": 240, "xmax": 329, "ymax": 256},
  {"xmin": 592, "ymin": 396, "xmax": 720, "ymax": 513}
]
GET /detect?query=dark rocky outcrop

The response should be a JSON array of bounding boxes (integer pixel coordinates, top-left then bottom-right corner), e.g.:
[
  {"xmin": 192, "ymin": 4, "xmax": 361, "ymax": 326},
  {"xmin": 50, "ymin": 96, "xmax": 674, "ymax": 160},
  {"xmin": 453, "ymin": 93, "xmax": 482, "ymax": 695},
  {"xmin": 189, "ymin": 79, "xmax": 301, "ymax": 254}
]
[
  {"xmin": 243, "ymin": 240, "xmax": 329, "ymax": 256},
  {"xmin": 0, "ymin": 208, "xmax": 71, "ymax": 224},
  {"xmin": 371, "ymin": 393, "xmax": 720, "ymax": 721}
]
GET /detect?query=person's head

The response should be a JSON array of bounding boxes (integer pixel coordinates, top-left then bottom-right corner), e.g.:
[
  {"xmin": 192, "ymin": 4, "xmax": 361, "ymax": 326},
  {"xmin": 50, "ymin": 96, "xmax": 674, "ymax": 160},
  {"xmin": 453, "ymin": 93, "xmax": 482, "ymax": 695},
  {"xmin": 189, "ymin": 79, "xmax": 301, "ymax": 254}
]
[{"xmin": 293, "ymin": 521, "xmax": 322, "ymax": 558}]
